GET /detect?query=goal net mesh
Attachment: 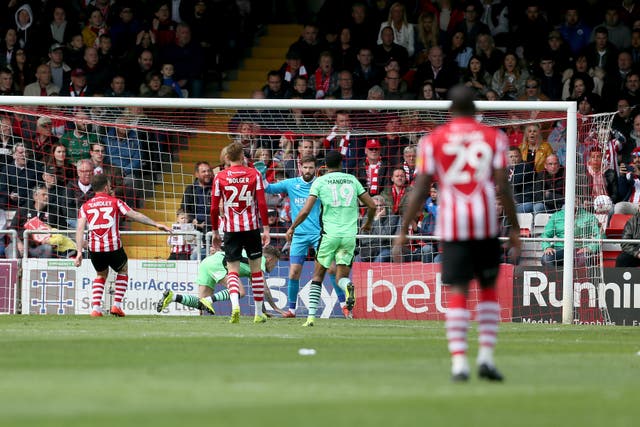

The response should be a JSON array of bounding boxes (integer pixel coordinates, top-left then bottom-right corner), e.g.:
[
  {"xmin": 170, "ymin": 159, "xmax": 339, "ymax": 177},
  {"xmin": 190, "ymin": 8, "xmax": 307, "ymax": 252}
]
[{"xmin": 0, "ymin": 98, "xmax": 617, "ymax": 321}]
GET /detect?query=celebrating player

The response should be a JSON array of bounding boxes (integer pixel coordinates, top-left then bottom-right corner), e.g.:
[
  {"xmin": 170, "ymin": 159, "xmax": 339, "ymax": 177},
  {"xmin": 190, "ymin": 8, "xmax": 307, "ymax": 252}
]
[
  {"xmin": 265, "ymin": 155, "xmax": 349, "ymax": 318},
  {"xmin": 74, "ymin": 174, "xmax": 171, "ymax": 317},
  {"xmin": 210, "ymin": 142, "xmax": 270, "ymax": 323},
  {"xmin": 286, "ymin": 151, "xmax": 376, "ymax": 326},
  {"xmin": 393, "ymin": 85, "xmax": 520, "ymax": 382},
  {"xmin": 157, "ymin": 245, "xmax": 285, "ymax": 316}
]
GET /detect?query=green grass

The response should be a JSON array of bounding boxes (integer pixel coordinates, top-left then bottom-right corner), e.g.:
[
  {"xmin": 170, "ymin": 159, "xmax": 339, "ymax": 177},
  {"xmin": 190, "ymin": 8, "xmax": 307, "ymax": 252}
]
[{"xmin": 0, "ymin": 316, "xmax": 638, "ymax": 427}]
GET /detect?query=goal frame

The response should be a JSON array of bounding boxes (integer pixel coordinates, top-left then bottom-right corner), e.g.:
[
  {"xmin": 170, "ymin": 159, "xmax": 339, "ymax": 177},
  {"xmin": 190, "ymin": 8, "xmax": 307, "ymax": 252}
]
[{"xmin": 0, "ymin": 96, "xmax": 578, "ymax": 323}]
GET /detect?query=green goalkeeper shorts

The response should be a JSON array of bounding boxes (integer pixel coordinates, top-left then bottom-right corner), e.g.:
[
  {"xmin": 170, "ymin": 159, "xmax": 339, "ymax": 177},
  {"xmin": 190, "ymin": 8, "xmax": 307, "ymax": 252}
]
[
  {"xmin": 315, "ymin": 234, "xmax": 356, "ymax": 268},
  {"xmin": 196, "ymin": 251, "xmax": 228, "ymax": 289}
]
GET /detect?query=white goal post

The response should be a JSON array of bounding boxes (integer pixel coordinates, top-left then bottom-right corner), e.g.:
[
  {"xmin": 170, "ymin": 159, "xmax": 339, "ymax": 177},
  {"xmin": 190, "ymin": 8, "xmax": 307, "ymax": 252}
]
[{"xmin": 0, "ymin": 96, "xmax": 579, "ymax": 322}]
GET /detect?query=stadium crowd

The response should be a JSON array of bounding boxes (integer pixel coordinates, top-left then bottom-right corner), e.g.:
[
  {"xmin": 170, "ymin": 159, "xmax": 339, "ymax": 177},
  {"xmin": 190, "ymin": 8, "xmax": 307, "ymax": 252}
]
[{"xmin": 1, "ymin": 0, "xmax": 640, "ymax": 266}]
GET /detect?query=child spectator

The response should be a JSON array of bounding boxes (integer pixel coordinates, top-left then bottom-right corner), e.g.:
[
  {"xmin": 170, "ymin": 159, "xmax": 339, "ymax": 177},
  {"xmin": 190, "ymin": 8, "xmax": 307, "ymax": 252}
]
[
  {"xmin": 168, "ymin": 209, "xmax": 195, "ymax": 260},
  {"xmin": 160, "ymin": 63, "xmax": 183, "ymax": 97}
]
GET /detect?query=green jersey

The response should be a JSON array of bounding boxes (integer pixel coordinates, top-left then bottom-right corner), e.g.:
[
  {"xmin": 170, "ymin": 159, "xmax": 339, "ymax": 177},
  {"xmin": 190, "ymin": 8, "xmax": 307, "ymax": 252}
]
[
  {"xmin": 310, "ymin": 171, "xmax": 365, "ymax": 238},
  {"xmin": 59, "ymin": 131, "xmax": 98, "ymax": 163}
]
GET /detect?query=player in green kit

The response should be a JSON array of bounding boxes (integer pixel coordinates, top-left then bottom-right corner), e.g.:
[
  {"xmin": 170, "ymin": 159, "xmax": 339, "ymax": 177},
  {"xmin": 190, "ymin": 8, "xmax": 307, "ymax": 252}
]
[
  {"xmin": 286, "ymin": 151, "xmax": 376, "ymax": 326},
  {"xmin": 156, "ymin": 245, "xmax": 284, "ymax": 315}
]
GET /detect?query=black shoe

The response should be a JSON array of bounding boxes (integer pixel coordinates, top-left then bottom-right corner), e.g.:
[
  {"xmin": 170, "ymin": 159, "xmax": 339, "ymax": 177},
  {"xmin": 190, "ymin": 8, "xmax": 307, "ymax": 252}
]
[
  {"xmin": 478, "ymin": 364, "xmax": 504, "ymax": 382},
  {"xmin": 451, "ymin": 372, "xmax": 470, "ymax": 382}
]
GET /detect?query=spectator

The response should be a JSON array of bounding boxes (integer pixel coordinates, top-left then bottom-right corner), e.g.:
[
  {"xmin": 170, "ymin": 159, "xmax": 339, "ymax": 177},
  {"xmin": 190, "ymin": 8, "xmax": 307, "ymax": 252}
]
[
  {"xmin": 352, "ymin": 47, "xmax": 383, "ymax": 94},
  {"xmin": 88, "ymin": 142, "xmax": 130, "ymax": 204},
  {"xmin": 536, "ymin": 55, "xmax": 563, "ymax": 101},
  {"xmin": 82, "ymin": 8, "xmax": 108, "ymax": 49},
  {"xmin": 357, "ymin": 194, "xmax": 400, "ymax": 262},
  {"xmin": 514, "ymin": 3, "xmax": 551, "ymax": 65},
  {"xmin": 8, "ymin": 49, "xmax": 30, "ymax": 94},
  {"xmin": 445, "ymin": 31, "xmax": 474, "ymax": 71},
  {"xmin": 383, "ymin": 68, "xmax": 413, "ymax": 100},
  {"xmin": 479, "ymin": 0, "xmax": 510, "ymax": 48},
  {"xmin": 0, "ymin": 68, "xmax": 18, "ymax": 96},
  {"xmin": 14, "ymin": 3, "xmax": 38, "ymax": 56},
  {"xmin": 283, "ymin": 139, "xmax": 315, "ymax": 179},
  {"xmin": 124, "ymin": 49, "xmax": 154, "ymax": 96},
  {"xmin": 167, "ymin": 208, "xmax": 195, "ymax": 260},
  {"xmin": 614, "ymin": 148, "xmax": 640, "ymax": 214},
  {"xmin": 508, "ymin": 146, "xmax": 539, "ymax": 214},
  {"xmin": 60, "ymin": 68, "xmax": 91, "ymax": 97},
  {"xmin": 27, "ymin": 117, "xmax": 58, "ymax": 162},
  {"xmin": 332, "ymin": 70, "xmax": 361, "ymax": 100},
  {"xmin": 65, "ymin": 34, "xmax": 86, "ymax": 70},
  {"xmin": 582, "ymin": 26, "xmax": 619, "ymax": 77},
  {"xmin": 377, "ymin": 2, "xmax": 415, "ymax": 58},
  {"xmin": 475, "ymin": 32, "xmax": 504, "ymax": 75},
  {"xmin": 288, "ymin": 23, "xmax": 324, "ymax": 71},
  {"xmin": 109, "ymin": 5, "xmax": 143, "ymax": 60},
  {"xmin": 491, "ymin": 52, "xmax": 529, "ymax": 100},
  {"xmin": 616, "ymin": 210, "xmax": 640, "ymax": 266},
  {"xmin": 266, "ymin": 208, "xmax": 289, "ymax": 253},
  {"xmin": 534, "ymin": 154, "xmax": 565, "ymax": 213},
  {"xmin": 46, "ymin": 43, "xmax": 71, "ymax": 90},
  {"xmin": 543, "ymin": 30, "xmax": 573, "ymax": 75},
  {"xmin": 452, "ymin": 1, "xmax": 490, "ymax": 51},
  {"xmin": 333, "ymin": 27, "xmax": 358, "ymax": 72},
  {"xmin": 97, "ymin": 34, "xmax": 115, "ymax": 70},
  {"xmin": 417, "ymin": 182, "xmax": 440, "ymax": 263},
  {"xmin": 417, "ymin": 80, "xmax": 440, "ymax": 100},
  {"xmin": 0, "ymin": 115, "xmax": 18, "ymax": 168},
  {"xmin": 461, "ymin": 55, "xmax": 491, "ymax": 98},
  {"xmin": 0, "ymin": 29, "xmax": 18, "ymax": 68},
  {"xmin": 559, "ymin": 7, "xmax": 592, "ymax": 57},
  {"xmin": 290, "ymin": 75, "xmax": 314, "ymax": 99},
  {"xmin": 630, "ymin": 28, "xmax": 640, "ymax": 65},
  {"xmin": 612, "ymin": 97, "xmax": 634, "ymax": 163},
  {"xmin": 356, "ymin": 138, "xmax": 389, "ymax": 197},
  {"xmin": 519, "ymin": 123, "xmax": 554, "ymax": 173},
  {"xmin": 308, "ymin": 51, "xmax": 338, "ymax": 99},
  {"xmin": 102, "ymin": 121, "xmax": 144, "ymax": 207},
  {"xmin": 44, "ymin": 143, "xmax": 75, "ymax": 187},
  {"xmin": 619, "ymin": 71, "xmax": 640, "ymax": 106},
  {"xmin": 139, "ymin": 71, "xmax": 175, "ymax": 97},
  {"xmin": 415, "ymin": 12, "xmax": 444, "ymax": 65},
  {"xmin": 382, "ymin": 166, "xmax": 412, "ymax": 216},
  {"xmin": 0, "ymin": 143, "xmax": 42, "ymax": 209},
  {"xmin": 586, "ymin": 148, "xmax": 619, "ymax": 203},
  {"xmin": 159, "ymin": 63, "xmax": 183, "ymax": 97},
  {"xmin": 59, "ymin": 110, "xmax": 96, "ymax": 163},
  {"xmin": 263, "ymin": 70, "xmax": 288, "ymax": 99},
  {"xmin": 540, "ymin": 202, "xmax": 602, "ymax": 268},
  {"xmin": 65, "ymin": 159, "xmax": 96, "ymax": 228},
  {"xmin": 321, "ymin": 111, "xmax": 364, "ymax": 173},
  {"xmin": 82, "ymin": 46, "xmax": 110, "ymax": 92},
  {"xmin": 6, "ymin": 185, "xmax": 65, "ymax": 258},
  {"xmin": 279, "ymin": 49, "xmax": 307, "ymax": 91},
  {"xmin": 413, "ymin": 45, "xmax": 459, "ymax": 98},
  {"xmin": 400, "ymin": 144, "xmax": 418, "ymax": 187},
  {"xmin": 518, "ymin": 77, "xmax": 550, "ymax": 102},
  {"xmin": 161, "ymin": 23, "xmax": 205, "ymax": 98},
  {"xmin": 105, "ymin": 74, "xmax": 133, "ymax": 97},
  {"xmin": 151, "ymin": 2, "xmax": 178, "ymax": 48},
  {"xmin": 23, "ymin": 64, "xmax": 59, "ymax": 96},
  {"xmin": 44, "ymin": 6, "xmax": 79, "ymax": 47},
  {"xmin": 179, "ymin": 160, "xmax": 212, "ymax": 260},
  {"xmin": 594, "ymin": 6, "xmax": 631, "ymax": 50},
  {"xmin": 373, "ymin": 26, "xmax": 409, "ymax": 74},
  {"xmin": 347, "ymin": 2, "xmax": 378, "ymax": 51}
]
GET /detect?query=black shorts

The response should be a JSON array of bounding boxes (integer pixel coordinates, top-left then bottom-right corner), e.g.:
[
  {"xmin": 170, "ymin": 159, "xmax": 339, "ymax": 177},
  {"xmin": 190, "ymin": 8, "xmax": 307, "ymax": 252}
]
[
  {"xmin": 223, "ymin": 229, "xmax": 262, "ymax": 261},
  {"xmin": 89, "ymin": 247, "xmax": 128, "ymax": 273},
  {"xmin": 440, "ymin": 238, "xmax": 500, "ymax": 287}
]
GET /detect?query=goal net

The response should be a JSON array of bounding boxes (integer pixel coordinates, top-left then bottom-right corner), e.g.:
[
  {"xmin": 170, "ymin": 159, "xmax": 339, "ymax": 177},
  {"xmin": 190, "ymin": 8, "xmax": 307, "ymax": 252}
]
[{"xmin": 0, "ymin": 96, "xmax": 623, "ymax": 323}]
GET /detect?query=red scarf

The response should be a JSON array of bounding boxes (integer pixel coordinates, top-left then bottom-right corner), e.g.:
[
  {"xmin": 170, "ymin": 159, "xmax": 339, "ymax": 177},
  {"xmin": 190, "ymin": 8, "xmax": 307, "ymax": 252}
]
[
  {"xmin": 403, "ymin": 162, "xmax": 415, "ymax": 185},
  {"xmin": 285, "ymin": 65, "xmax": 307, "ymax": 82},
  {"xmin": 314, "ymin": 68, "xmax": 330, "ymax": 98},
  {"xmin": 338, "ymin": 133, "xmax": 350, "ymax": 155},
  {"xmin": 391, "ymin": 185, "xmax": 405, "ymax": 214},
  {"xmin": 367, "ymin": 160, "xmax": 381, "ymax": 194},
  {"xmin": 69, "ymin": 83, "xmax": 86, "ymax": 97}
]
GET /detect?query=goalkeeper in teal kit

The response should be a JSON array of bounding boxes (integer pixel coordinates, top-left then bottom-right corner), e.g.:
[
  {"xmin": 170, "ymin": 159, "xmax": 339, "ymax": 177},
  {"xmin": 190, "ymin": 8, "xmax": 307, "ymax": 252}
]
[
  {"xmin": 156, "ymin": 245, "xmax": 283, "ymax": 315},
  {"xmin": 265, "ymin": 155, "xmax": 350, "ymax": 318}
]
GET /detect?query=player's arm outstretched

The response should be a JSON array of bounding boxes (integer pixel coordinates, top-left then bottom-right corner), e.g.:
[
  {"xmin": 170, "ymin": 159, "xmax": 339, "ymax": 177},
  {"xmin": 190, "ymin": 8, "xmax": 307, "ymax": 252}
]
[
  {"xmin": 126, "ymin": 210, "xmax": 172, "ymax": 232},
  {"xmin": 285, "ymin": 195, "xmax": 317, "ymax": 241},
  {"xmin": 392, "ymin": 173, "xmax": 432, "ymax": 261}
]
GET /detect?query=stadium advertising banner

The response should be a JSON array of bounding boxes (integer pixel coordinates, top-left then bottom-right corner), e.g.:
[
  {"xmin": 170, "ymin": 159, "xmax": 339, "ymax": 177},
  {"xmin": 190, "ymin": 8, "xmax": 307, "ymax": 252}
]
[
  {"xmin": 350, "ymin": 263, "xmax": 515, "ymax": 321},
  {"xmin": 0, "ymin": 260, "xmax": 19, "ymax": 314},
  {"xmin": 22, "ymin": 259, "xmax": 201, "ymax": 315},
  {"xmin": 513, "ymin": 267, "xmax": 640, "ymax": 326}
]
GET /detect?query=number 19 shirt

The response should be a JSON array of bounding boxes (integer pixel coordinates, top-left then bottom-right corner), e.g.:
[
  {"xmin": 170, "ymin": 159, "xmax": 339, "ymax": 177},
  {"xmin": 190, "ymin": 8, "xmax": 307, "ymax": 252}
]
[
  {"xmin": 416, "ymin": 117, "xmax": 508, "ymax": 242},
  {"xmin": 79, "ymin": 192, "xmax": 132, "ymax": 252}
]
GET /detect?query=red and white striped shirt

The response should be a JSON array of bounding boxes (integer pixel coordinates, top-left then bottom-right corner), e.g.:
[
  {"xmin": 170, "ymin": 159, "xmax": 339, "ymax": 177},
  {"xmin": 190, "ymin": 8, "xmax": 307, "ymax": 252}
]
[
  {"xmin": 79, "ymin": 192, "xmax": 131, "ymax": 252},
  {"xmin": 417, "ymin": 117, "xmax": 508, "ymax": 242},
  {"xmin": 211, "ymin": 165, "xmax": 268, "ymax": 233}
]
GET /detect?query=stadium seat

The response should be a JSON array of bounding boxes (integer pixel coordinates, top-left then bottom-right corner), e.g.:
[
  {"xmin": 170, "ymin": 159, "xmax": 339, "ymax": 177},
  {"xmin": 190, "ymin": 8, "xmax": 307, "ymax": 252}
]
[
  {"xmin": 602, "ymin": 243, "xmax": 622, "ymax": 268},
  {"xmin": 517, "ymin": 213, "xmax": 533, "ymax": 237},
  {"xmin": 533, "ymin": 213, "xmax": 551, "ymax": 236},
  {"xmin": 607, "ymin": 214, "xmax": 632, "ymax": 239}
]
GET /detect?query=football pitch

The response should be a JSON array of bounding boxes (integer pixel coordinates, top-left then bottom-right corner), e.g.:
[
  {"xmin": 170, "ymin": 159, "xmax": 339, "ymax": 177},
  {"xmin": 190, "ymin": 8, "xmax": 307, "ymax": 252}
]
[{"xmin": 0, "ymin": 316, "xmax": 637, "ymax": 427}]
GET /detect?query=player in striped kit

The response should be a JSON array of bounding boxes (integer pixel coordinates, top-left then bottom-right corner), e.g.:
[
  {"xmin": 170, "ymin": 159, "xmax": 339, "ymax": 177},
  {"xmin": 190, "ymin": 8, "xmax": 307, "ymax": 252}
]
[
  {"xmin": 208, "ymin": 142, "xmax": 271, "ymax": 324},
  {"xmin": 393, "ymin": 85, "xmax": 521, "ymax": 382},
  {"xmin": 73, "ymin": 174, "xmax": 171, "ymax": 317}
]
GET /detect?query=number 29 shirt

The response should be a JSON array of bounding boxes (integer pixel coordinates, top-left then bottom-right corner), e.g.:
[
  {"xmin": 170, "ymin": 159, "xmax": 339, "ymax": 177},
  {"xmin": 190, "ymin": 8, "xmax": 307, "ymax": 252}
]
[{"xmin": 416, "ymin": 116, "xmax": 508, "ymax": 242}]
